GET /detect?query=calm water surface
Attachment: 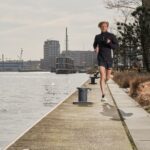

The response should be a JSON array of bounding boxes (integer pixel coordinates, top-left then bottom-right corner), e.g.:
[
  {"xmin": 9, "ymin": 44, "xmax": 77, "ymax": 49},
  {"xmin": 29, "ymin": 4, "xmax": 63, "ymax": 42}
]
[{"xmin": 0, "ymin": 72, "xmax": 89, "ymax": 149}]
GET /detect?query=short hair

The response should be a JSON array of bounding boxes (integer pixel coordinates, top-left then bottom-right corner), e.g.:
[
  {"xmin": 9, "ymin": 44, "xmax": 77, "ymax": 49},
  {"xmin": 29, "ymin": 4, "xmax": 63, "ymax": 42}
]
[{"xmin": 98, "ymin": 21, "xmax": 109, "ymax": 28}]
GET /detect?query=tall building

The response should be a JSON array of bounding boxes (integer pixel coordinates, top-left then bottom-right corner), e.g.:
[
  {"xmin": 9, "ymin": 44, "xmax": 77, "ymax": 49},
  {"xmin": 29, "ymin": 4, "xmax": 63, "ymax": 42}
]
[
  {"xmin": 41, "ymin": 40, "xmax": 60, "ymax": 71},
  {"xmin": 62, "ymin": 50, "xmax": 97, "ymax": 70}
]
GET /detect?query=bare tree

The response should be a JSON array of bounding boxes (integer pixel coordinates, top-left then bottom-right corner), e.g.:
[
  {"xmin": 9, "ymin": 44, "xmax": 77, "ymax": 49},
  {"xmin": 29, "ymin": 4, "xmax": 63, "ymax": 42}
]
[{"xmin": 104, "ymin": 0, "xmax": 142, "ymax": 10}]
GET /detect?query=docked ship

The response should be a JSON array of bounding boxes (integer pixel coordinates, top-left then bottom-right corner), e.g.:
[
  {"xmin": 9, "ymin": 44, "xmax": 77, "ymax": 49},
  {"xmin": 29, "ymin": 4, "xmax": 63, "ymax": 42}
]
[
  {"xmin": 56, "ymin": 56, "xmax": 76, "ymax": 74},
  {"xmin": 56, "ymin": 28, "xmax": 76, "ymax": 74}
]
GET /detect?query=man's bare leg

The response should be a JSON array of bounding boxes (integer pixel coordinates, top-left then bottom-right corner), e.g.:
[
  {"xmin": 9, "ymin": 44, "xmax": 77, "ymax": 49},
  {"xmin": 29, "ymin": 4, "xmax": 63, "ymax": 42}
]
[
  {"xmin": 106, "ymin": 68, "xmax": 112, "ymax": 82},
  {"xmin": 99, "ymin": 66, "xmax": 106, "ymax": 96}
]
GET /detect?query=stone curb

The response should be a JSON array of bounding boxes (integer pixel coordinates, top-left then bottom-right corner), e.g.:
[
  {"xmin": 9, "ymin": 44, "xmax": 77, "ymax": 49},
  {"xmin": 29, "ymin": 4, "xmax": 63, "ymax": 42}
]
[{"xmin": 107, "ymin": 79, "xmax": 150, "ymax": 150}]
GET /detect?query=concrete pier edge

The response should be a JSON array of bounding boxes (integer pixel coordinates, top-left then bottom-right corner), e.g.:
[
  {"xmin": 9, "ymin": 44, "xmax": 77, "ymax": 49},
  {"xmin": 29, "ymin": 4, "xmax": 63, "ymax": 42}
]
[
  {"xmin": 107, "ymin": 79, "xmax": 150, "ymax": 150},
  {"xmin": 4, "ymin": 79, "xmax": 89, "ymax": 150},
  {"xmin": 107, "ymin": 82, "xmax": 138, "ymax": 150}
]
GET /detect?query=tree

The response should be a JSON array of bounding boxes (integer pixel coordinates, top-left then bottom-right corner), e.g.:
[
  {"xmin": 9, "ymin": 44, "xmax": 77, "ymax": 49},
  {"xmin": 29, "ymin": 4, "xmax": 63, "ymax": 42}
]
[
  {"xmin": 142, "ymin": 0, "xmax": 150, "ymax": 71},
  {"xmin": 116, "ymin": 6, "xmax": 150, "ymax": 71},
  {"xmin": 104, "ymin": 0, "xmax": 150, "ymax": 72},
  {"xmin": 130, "ymin": 6, "xmax": 150, "ymax": 71},
  {"xmin": 104, "ymin": 0, "xmax": 142, "ymax": 10},
  {"xmin": 117, "ymin": 22, "xmax": 142, "ymax": 67}
]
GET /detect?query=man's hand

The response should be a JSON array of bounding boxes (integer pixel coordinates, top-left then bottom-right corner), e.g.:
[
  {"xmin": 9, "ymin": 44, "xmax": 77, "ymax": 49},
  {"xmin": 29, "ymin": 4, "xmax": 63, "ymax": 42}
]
[
  {"xmin": 95, "ymin": 46, "xmax": 99, "ymax": 54},
  {"xmin": 107, "ymin": 39, "xmax": 111, "ymax": 44}
]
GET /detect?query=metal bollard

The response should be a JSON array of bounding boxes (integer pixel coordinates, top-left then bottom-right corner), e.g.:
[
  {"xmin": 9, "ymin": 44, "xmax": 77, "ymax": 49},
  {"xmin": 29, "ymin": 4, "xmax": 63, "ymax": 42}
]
[
  {"xmin": 73, "ymin": 87, "xmax": 93, "ymax": 105},
  {"xmin": 90, "ymin": 77, "xmax": 97, "ymax": 84},
  {"xmin": 94, "ymin": 72, "xmax": 100, "ymax": 79},
  {"xmin": 78, "ymin": 87, "xmax": 91, "ymax": 102}
]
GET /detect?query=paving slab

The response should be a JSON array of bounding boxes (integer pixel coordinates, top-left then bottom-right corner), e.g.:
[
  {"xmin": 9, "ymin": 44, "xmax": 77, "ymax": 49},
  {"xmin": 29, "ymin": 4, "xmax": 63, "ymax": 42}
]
[
  {"xmin": 135, "ymin": 141, "xmax": 150, "ymax": 150},
  {"xmin": 6, "ymin": 80, "xmax": 133, "ymax": 150},
  {"xmin": 119, "ymin": 107, "xmax": 149, "ymax": 120},
  {"xmin": 125, "ymin": 117, "xmax": 150, "ymax": 130},
  {"xmin": 108, "ymin": 79, "xmax": 150, "ymax": 150},
  {"xmin": 129, "ymin": 129, "xmax": 150, "ymax": 140}
]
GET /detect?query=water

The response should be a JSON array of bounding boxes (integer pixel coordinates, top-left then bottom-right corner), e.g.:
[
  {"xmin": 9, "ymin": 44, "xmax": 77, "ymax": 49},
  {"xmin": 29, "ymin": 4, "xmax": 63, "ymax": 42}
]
[{"xmin": 0, "ymin": 72, "xmax": 89, "ymax": 149}]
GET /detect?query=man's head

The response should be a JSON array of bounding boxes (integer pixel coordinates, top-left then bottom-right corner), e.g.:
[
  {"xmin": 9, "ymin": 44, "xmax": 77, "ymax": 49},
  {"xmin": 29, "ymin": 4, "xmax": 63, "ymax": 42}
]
[{"xmin": 98, "ymin": 21, "xmax": 109, "ymax": 32}]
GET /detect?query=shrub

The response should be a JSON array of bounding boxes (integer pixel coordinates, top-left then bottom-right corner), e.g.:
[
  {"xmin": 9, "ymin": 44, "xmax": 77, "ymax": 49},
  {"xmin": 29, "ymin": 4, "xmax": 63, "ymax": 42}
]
[
  {"xmin": 113, "ymin": 71, "xmax": 138, "ymax": 88},
  {"xmin": 113, "ymin": 71, "xmax": 150, "ymax": 107},
  {"xmin": 130, "ymin": 75, "xmax": 150, "ymax": 97}
]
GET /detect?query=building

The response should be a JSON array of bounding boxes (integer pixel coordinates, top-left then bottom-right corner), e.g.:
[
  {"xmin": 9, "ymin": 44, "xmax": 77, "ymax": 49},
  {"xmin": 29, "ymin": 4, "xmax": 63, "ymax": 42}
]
[
  {"xmin": 22, "ymin": 60, "xmax": 41, "ymax": 71},
  {"xmin": 0, "ymin": 60, "xmax": 23, "ymax": 71},
  {"xmin": 62, "ymin": 50, "xmax": 97, "ymax": 71},
  {"xmin": 0, "ymin": 60, "xmax": 41, "ymax": 72},
  {"xmin": 41, "ymin": 40, "xmax": 60, "ymax": 71}
]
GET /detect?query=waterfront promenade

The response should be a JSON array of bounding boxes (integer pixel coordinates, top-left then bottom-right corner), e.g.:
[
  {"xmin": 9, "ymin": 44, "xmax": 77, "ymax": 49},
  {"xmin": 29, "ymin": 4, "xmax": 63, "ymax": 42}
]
[{"xmin": 7, "ymin": 80, "xmax": 133, "ymax": 150}]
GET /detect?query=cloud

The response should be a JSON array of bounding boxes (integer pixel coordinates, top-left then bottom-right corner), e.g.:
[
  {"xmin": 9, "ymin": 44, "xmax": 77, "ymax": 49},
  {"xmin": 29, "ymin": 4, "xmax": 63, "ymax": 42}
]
[{"xmin": 0, "ymin": 0, "xmax": 119, "ymax": 60}]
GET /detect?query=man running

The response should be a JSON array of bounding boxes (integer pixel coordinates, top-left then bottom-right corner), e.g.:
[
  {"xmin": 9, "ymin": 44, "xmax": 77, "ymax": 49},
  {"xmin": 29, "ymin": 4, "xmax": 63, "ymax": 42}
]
[{"xmin": 93, "ymin": 21, "xmax": 118, "ymax": 102}]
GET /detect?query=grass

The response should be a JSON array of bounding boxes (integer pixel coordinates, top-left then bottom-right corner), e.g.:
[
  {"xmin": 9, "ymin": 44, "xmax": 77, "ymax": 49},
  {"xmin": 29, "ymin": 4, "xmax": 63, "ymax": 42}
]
[
  {"xmin": 130, "ymin": 76, "xmax": 150, "ymax": 97},
  {"xmin": 113, "ymin": 71, "xmax": 150, "ymax": 110},
  {"xmin": 113, "ymin": 71, "xmax": 138, "ymax": 88}
]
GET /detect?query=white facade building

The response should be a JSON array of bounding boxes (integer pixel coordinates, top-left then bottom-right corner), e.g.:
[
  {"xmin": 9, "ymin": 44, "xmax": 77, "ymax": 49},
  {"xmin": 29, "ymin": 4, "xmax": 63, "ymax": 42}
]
[{"xmin": 42, "ymin": 40, "xmax": 60, "ymax": 71}]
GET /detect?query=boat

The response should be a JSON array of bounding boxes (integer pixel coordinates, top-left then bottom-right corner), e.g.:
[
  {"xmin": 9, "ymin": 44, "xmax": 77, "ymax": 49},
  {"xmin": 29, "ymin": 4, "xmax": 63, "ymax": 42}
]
[{"xmin": 56, "ymin": 56, "xmax": 76, "ymax": 74}]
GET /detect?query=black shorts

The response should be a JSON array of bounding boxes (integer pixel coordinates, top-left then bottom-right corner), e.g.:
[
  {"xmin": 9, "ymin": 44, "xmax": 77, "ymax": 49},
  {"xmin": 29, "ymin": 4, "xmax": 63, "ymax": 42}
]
[{"xmin": 97, "ymin": 55, "xmax": 113, "ymax": 69}]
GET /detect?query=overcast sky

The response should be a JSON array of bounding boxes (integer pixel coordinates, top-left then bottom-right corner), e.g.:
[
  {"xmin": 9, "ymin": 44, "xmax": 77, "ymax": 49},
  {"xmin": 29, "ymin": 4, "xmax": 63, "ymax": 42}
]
[{"xmin": 0, "ymin": 0, "xmax": 120, "ymax": 60}]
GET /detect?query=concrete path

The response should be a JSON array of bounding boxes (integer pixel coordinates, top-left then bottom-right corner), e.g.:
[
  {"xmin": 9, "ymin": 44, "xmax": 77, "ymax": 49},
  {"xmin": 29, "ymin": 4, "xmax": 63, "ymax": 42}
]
[
  {"xmin": 7, "ymin": 80, "xmax": 133, "ymax": 150},
  {"xmin": 108, "ymin": 79, "xmax": 150, "ymax": 150}
]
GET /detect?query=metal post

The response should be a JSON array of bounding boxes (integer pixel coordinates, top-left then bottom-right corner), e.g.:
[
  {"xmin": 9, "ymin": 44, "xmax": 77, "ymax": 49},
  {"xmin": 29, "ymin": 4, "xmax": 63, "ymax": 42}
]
[
  {"xmin": 94, "ymin": 72, "xmax": 100, "ymax": 79},
  {"xmin": 90, "ymin": 77, "xmax": 97, "ymax": 84},
  {"xmin": 73, "ymin": 87, "xmax": 93, "ymax": 105}
]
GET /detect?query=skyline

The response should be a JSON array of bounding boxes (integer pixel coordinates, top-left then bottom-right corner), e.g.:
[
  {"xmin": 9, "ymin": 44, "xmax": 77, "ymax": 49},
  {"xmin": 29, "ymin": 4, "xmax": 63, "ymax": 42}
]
[{"xmin": 0, "ymin": 0, "xmax": 120, "ymax": 60}]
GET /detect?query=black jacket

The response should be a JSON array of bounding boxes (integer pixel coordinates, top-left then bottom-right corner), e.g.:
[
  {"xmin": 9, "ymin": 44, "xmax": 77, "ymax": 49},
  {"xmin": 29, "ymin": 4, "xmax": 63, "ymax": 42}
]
[{"xmin": 93, "ymin": 32, "xmax": 118, "ymax": 62}]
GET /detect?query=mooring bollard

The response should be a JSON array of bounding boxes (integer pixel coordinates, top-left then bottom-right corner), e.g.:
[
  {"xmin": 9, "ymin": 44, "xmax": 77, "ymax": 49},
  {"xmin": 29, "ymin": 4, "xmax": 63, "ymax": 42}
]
[
  {"xmin": 73, "ymin": 87, "xmax": 93, "ymax": 105},
  {"xmin": 78, "ymin": 87, "xmax": 91, "ymax": 102},
  {"xmin": 90, "ymin": 76, "xmax": 97, "ymax": 84},
  {"xmin": 94, "ymin": 72, "xmax": 100, "ymax": 79}
]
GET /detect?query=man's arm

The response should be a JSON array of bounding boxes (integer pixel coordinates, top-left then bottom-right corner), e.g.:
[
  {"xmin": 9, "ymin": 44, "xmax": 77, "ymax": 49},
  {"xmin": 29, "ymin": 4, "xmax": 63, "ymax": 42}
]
[
  {"xmin": 93, "ymin": 35, "xmax": 99, "ymax": 54},
  {"xmin": 93, "ymin": 35, "xmax": 98, "ymax": 50},
  {"xmin": 108, "ymin": 34, "xmax": 119, "ymax": 50}
]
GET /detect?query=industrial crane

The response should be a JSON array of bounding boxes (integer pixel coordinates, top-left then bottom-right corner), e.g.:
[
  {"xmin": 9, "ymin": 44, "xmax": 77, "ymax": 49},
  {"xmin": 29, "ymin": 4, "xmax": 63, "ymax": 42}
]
[
  {"xmin": 17, "ymin": 48, "xmax": 23, "ymax": 61},
  {"xmin": 17, "ymin": 48, "xmax": 24, "ymax": 70}
]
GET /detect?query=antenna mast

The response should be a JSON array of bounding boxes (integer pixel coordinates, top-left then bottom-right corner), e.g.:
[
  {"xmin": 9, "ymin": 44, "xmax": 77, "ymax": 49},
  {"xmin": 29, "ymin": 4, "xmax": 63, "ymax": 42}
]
[{"xmin": 66, "ymin": 27, "xmax": 68, "ymax": 52}]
